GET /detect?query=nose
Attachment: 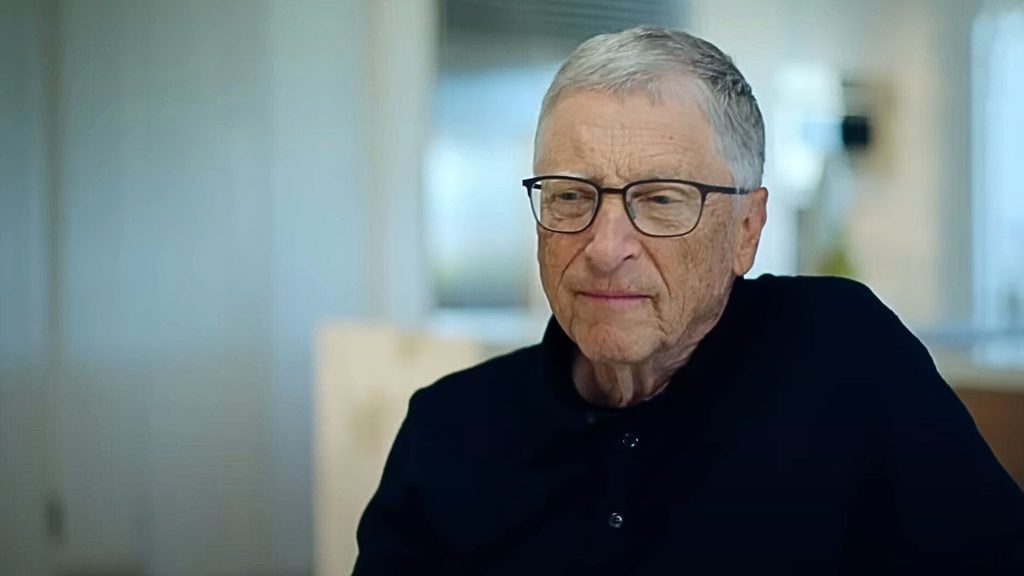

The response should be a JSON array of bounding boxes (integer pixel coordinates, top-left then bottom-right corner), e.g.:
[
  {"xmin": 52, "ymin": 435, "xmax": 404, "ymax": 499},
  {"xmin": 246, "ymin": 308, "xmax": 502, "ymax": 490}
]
[{"xmin": 583, "ymin": 194, "xmax": 641, "ymax": 274}]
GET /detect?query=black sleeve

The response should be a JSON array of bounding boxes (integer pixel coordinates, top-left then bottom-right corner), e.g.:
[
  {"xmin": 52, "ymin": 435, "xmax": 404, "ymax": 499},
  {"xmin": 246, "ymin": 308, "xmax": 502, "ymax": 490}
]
[
  {"xmin": 353, "ymin": 391, "xmax": 442, "ymax": 575},
  {"xmin": 861, "ymin": 286, "xmax": 1024, "ymax": 574}
]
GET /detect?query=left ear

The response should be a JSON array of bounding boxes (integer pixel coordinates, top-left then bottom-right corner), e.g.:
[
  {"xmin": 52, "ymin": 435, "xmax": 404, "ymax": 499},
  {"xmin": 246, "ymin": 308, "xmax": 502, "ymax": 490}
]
[{"xmin": 732, "ymin": 187, "xmax": 768, "ymax": 276}]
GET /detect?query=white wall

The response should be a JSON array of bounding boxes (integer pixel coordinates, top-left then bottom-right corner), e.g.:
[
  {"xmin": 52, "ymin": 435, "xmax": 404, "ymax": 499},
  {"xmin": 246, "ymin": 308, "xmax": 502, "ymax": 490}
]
[
  {"xmin": 3, "ymin": 1, "xmax": 378, "ymax": 574},
  {"xmin": 265, "ymin": 1, "xmax": 377, "ymax": 571},
  {"xmin": 1, "ymin": 0, "xmax": 55, "ymax": 574}
]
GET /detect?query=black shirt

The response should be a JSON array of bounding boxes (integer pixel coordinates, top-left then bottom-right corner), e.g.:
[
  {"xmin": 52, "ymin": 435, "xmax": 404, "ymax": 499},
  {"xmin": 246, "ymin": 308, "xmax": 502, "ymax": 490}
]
[{"xmin": 353, "ymin": 275, "xmax": 1024, "ymax": 575}]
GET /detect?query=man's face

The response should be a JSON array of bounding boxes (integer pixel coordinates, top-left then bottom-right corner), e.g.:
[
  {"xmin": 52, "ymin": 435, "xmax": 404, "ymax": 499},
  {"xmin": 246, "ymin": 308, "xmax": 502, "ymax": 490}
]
[{"xmin": 534, "ymin": 80, "xmax": 766, "ymax": 365}]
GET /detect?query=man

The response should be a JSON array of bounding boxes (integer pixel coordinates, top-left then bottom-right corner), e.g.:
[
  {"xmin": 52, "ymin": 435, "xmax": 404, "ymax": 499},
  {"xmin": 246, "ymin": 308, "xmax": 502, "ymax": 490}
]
[{"xmin": 354, "ymin": 26, "xmax": 1024, "ymax": 575}]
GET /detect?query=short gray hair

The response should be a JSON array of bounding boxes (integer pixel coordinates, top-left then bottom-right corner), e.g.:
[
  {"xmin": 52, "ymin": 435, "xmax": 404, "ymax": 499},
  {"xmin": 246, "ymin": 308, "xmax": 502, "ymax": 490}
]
[{"xmin": 538, "ymin": 26, "xmax": 765, "ymax": 191}]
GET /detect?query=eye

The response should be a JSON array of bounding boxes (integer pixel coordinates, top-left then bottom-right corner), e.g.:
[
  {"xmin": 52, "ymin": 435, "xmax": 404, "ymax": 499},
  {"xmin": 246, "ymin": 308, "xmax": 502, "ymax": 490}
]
[
  {"xmin": 636, "ymin": 191, "xmax": 683, "ymax": 205},
  {"xmin": 644, "ymin": 194, "xmax": 677, "ymax": 205},
  {"xmin": 555, "ymin": 190, "xmax": 582, "ymax": 201}
]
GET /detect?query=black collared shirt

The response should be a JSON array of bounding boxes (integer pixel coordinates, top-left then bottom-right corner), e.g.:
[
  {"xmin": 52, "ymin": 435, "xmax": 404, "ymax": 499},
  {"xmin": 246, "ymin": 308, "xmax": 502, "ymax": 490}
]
[{"xmin": 353, "ymin": 275, "xmax": 1024, "ymax": 575}]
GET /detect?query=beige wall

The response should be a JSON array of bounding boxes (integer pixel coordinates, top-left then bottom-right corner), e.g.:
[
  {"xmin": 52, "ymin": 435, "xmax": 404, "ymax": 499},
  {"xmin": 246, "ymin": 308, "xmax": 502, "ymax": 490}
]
[
  {"xmin": 692, "ymin": 0, "xmax": 981, "ymax": 326},
  {"xmin": 314, "ymin": 324, "xmax": 483, "ymax": 576}
]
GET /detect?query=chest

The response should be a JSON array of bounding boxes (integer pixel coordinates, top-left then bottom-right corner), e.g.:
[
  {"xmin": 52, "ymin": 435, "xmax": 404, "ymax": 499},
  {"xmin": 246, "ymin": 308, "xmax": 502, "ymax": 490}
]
[{"xmin": 416, "ymin": 373, "xmax": 877, "ymax": 574}]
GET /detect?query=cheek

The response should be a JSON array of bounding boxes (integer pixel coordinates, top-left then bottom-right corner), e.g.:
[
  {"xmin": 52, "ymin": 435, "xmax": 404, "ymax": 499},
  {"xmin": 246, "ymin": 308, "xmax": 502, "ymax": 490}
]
[
  {"xmin": 537, "ymin": 234, "xmax": 574, "ymax": 298},
  {"xmin": 659, "ymin": 246, "xmax": 708, "ymax": 307},
  {"xmin": 689, "ymin": 203, "xmax": 737, "ymax": 268},
  {"xmin": 655, "ymin": 218, "xmax": 735, "ymax": 318}
]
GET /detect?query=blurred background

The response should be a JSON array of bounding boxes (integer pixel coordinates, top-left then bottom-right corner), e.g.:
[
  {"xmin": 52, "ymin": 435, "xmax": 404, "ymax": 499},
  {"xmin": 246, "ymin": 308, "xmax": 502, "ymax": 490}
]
[{"xmin": 2, "ymin": 0, "xmax": 1022, "ymax": 574}]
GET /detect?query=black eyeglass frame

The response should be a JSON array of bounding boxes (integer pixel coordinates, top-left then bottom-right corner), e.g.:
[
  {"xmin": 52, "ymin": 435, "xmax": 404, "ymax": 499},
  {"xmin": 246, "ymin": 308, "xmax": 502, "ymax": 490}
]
[{"xmin": 522, "ymin": 175, "xmax": 749, "ymax": 238}]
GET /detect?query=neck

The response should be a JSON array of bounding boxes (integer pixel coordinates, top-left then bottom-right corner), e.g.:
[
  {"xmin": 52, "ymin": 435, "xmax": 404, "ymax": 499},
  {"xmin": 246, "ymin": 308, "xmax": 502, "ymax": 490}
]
[{"xmin": 572, "ymin": 345, "xmax": 695, "ymax": 408}]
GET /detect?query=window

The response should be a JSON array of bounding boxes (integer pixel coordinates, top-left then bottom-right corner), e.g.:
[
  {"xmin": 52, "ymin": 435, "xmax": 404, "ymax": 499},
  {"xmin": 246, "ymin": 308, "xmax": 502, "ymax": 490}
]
[
  {"xmin": 972, "ymin": 4, "xmax": 1024, "ymax": 363},
  {"xmin": 426, "ymin": 0, "xmax": 684, "ymax": 345}
]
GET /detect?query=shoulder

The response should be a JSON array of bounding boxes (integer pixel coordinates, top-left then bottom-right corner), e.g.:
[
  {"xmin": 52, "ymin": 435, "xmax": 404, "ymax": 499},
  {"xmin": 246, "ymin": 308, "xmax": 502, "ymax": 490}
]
[
  {"xmin": 746, "ymin": 273, "xmax": 886, "ymax": 316},
  {"xmin": 742, "ymin": 274, "xmax": 939, "ymax": 386},
  {"xmin": 744, "ymin": 274, "xmax": 906, "ymax": 342}
]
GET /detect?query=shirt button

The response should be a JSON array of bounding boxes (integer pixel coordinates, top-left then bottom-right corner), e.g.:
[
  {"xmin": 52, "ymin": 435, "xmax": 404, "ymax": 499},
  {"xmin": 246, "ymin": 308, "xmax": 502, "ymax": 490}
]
[
  {"xmin": 621, "ymin": 432, "xmax": 640, "ymax": 449},
  {"xmin": 608, "ymin": 512, "xmax": 624, "ymax": 528}
]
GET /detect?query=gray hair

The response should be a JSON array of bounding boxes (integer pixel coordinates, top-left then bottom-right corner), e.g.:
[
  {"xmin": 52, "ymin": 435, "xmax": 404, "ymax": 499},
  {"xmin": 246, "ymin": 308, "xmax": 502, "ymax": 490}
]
[{"xmin": 538, "ymin": 26, "xmax": 765, "ymax": 191}]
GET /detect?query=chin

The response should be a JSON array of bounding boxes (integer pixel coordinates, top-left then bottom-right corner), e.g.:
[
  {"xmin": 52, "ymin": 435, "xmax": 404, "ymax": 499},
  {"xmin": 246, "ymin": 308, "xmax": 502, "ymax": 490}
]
[{"xmin": 573, "ymin": 324, "xmax": 658, "ymax": 365}]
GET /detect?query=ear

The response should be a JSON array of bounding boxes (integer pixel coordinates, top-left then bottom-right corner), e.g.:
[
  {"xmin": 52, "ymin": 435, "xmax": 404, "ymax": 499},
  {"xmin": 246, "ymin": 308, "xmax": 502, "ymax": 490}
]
[{"xmin": 732, "ymin": 187, "xmax": 768, "ymax": 276}]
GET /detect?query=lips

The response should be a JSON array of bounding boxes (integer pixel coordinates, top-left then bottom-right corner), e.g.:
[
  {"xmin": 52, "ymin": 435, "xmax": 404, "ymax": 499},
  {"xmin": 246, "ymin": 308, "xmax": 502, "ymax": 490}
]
[
  {"xmin": 577, "ymin": 290, "xmax": 651, "ymax": 304},
  {"xmin": 579, "ymin": 291, "xmax": 647, "ymax": 299}
]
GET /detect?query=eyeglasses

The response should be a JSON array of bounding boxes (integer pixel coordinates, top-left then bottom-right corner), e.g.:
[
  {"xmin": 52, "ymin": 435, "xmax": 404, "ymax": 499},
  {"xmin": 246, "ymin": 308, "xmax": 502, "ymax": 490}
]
[{"xmin": 522, "ymin": 176, "xmax": 748, "ymax": 238}]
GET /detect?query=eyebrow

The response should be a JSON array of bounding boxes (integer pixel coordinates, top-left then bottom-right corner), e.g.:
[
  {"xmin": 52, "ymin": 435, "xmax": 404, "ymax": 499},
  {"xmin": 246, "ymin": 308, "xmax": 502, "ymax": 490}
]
[
  {"xmin": 543, "ymin": 170, "xmax": 697, "ymax": 183},
  {"xmin": 545, "ymin": 170, "xmax": 591, "ymax": 180},
  {"xmin": 638, "ymin": 170, "xmax": 693, "ymax": 181}
]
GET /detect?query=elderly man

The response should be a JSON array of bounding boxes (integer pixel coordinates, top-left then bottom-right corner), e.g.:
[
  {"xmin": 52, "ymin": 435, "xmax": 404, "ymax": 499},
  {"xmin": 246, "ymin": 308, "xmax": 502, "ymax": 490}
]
[{"xmin": 354, "ymin": 27, "xmax": 1024, "ymax": 574}]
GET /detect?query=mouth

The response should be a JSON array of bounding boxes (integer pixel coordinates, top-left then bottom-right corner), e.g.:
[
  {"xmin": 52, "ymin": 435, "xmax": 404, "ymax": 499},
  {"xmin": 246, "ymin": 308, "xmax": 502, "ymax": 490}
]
[{"xmin": 577, "ymin": 291, "xmax": 651, "ymax": 305}]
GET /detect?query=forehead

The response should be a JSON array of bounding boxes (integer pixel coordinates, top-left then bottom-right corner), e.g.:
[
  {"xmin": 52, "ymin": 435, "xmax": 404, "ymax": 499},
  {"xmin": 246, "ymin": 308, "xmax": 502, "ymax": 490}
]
[{"xmin": 534, "ymin": 80, "xmax": 729, "ymax": 184}]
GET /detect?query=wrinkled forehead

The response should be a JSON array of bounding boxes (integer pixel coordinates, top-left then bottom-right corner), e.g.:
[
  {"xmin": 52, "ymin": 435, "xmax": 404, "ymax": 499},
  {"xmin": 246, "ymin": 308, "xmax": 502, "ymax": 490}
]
[{"xmin": 532, "ymin": 81, "xmax": 728, "ymax": 184}]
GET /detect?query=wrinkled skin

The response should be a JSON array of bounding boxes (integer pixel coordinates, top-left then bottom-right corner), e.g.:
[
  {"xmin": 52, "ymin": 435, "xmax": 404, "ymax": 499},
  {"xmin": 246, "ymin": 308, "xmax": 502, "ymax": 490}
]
[{"xmin": 534, "ymin": 80, "xmax": 768, "ymax": 407}]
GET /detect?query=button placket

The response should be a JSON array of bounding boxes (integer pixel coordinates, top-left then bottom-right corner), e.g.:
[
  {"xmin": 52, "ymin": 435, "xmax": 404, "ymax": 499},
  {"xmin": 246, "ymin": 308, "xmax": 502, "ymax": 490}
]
[{"xmin": 603, "ymin": 424, "xmax": 642, "ymax": 533}]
